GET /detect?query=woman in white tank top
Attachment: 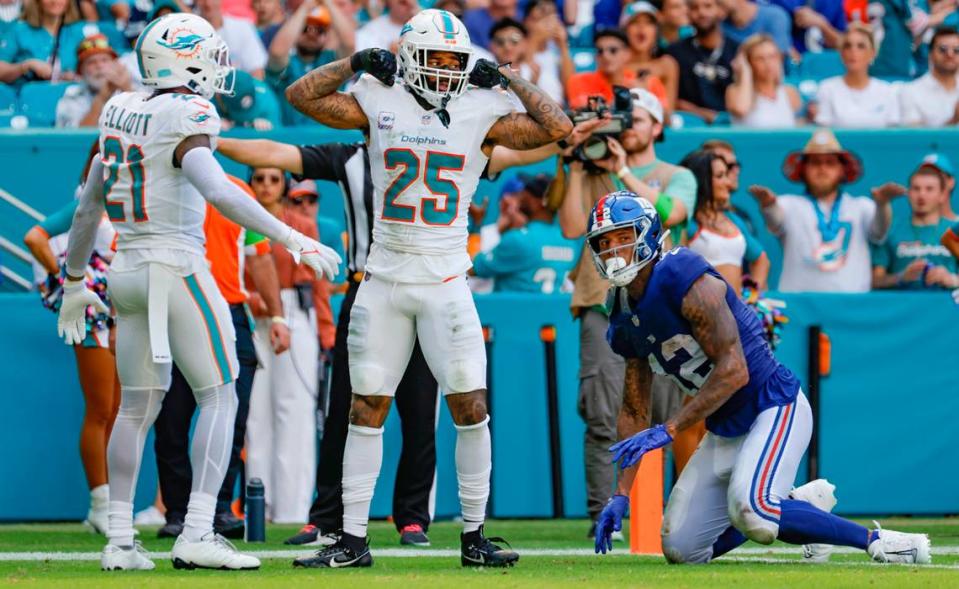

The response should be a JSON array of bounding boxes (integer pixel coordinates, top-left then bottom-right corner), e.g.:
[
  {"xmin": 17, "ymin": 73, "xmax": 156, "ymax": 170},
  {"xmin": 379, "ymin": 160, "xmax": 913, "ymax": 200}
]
[
  {"xmin": 726, "ymin": 34, "xmax": 801, "ymax": 129},
  {"xmin": 679, "ymin": 149, "xmax": 770, "ymax": 292}
]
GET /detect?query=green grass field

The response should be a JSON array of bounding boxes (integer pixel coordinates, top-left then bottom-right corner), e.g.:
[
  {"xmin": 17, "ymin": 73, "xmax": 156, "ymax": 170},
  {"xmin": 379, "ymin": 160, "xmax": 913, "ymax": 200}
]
[{"xmin": 1, "ymin": 518, "xmax": 956, "ymax": 588}]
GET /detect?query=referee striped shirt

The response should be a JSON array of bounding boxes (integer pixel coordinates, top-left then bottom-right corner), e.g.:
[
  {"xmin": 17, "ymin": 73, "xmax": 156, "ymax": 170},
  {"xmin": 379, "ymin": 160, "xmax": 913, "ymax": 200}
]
[{"xmin": 296, "ymin": 142, "xmax": 373, "ymax": 274}]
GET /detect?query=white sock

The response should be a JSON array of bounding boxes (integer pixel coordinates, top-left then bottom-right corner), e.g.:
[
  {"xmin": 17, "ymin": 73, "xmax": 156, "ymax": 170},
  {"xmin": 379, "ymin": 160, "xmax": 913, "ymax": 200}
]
[
  {"xmin": 90, "ymin": 484, "xmax": 109, "ymax": 509},
  {"xmin": 455, "ymin": 416, "xmax": 491, "ymax": 534},
  {"xmin": 183, "ymin": 492, "xmax": 217, "ymax": 542},
  {"xmin": 107, "ymin": 500, "xmax": 135, "ymax": 547},
  {"xmin": 342, "ymin": 424, "xmax": 384, "ymax": 538}
]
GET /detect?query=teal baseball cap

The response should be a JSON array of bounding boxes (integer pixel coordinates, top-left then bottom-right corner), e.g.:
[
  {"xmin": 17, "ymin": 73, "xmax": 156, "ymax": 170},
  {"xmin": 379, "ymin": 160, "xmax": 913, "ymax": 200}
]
[
  {"xmin": 218, "ymin": 70, "xmax": 258, "ymax": 124},
  {"xmin": 919, "ymin": 152, "xmax": 955, "ymax": 178}
]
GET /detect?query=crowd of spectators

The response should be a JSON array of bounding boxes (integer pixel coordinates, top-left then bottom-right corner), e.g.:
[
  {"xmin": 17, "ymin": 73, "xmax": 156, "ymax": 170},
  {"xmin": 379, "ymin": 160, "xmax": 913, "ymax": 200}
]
[{"xmin": 0, "ymin": 0, "xmax": 958, "ymax": 129}]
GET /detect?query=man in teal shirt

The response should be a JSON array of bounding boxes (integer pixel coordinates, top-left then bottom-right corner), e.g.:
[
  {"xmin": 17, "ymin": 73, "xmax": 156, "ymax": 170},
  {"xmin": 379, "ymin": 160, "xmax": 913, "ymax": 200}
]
[
  {"xmin": 215, "ymin": 70, "xmax": 282, "ymax": 130},
  {"xmin": 872, "ymin": 166, "xmax": 959, "ymax": 290},
  {"xmin": 473, "ymin": 174, "xmax": 579, "ymax": 294},
  {"xmin": 265, "ymin": 2, "xmax": 341, "ymax": 126}
]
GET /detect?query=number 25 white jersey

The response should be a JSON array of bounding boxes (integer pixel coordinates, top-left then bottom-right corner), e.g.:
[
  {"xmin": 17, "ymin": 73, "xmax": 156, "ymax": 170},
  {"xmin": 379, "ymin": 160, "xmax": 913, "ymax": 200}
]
[
  {"xmin": 350, "ymin": 74, "xmax": 514, "ymax": 283},
  {"xmin": 97, "ymin": 90, "xmax": 221, "ymax": 262}
]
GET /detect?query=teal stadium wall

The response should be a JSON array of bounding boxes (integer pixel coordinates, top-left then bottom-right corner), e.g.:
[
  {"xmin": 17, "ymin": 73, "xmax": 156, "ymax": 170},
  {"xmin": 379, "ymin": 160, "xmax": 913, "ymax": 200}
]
[{"xmin": 0, "ymin": 128, "xmax": 957, "ymax": 520}]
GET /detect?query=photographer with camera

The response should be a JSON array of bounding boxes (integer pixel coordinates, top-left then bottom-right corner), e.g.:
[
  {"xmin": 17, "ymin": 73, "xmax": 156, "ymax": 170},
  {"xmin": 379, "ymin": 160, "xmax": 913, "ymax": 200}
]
[{"xmin": 558, "ymin": 87, "xmax": 697, "ymax": 536}]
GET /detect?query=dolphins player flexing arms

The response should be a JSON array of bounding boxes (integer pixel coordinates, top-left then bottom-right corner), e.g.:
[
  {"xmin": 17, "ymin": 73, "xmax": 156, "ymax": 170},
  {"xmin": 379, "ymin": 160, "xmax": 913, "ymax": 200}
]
[{"xmin": 284, "ymin": 8, "xmax": 571, "ymax": 569}]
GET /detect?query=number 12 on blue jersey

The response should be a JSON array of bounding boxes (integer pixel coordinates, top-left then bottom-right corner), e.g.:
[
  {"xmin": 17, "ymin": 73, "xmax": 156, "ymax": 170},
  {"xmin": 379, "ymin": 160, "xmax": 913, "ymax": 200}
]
[{"xmin": 382, "ymin": 148, "xmax": 465, "ymax": 226}]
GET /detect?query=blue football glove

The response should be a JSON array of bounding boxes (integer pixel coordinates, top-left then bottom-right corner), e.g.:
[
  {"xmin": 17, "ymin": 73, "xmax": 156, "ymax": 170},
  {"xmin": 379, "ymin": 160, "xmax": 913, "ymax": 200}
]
[
  {"xmin": 609, "ymin": 424, "xmax": 673, "ymax": 470},
  {"xmin": 594, "ymin": 494, "xmax": 629, "ymax": 554}
]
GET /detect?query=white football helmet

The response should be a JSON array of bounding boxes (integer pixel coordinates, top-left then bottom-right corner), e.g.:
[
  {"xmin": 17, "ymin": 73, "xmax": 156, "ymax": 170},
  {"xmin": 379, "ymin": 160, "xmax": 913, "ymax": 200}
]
[
  {"xmin": 398, "ymin": 9, "xmax": 472, "ymax": 109},
  {"xmin": 135, "ymin": 13, "xmax": 234, "ymax": 99}
]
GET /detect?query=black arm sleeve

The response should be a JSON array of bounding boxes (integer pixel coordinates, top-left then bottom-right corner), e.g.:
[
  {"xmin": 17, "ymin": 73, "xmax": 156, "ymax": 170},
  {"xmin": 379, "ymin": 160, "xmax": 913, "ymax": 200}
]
[{"xmin": 296, "ymin": 142, "xmax": 361, "ymax": 182}]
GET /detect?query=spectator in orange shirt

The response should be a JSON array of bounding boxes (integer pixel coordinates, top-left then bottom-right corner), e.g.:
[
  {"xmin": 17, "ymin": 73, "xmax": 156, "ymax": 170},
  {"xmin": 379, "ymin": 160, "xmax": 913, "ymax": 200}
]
[
  {"xmin": 153, "ymin": 175, "xmax": 290, "ymax": 539},
  {"xmin": 245, "ymin": 166, "xmax": 327, "ymax": 523},
  {"xmin": 566, "ymin": 28, "xmax": 668, "ymax": 110}
]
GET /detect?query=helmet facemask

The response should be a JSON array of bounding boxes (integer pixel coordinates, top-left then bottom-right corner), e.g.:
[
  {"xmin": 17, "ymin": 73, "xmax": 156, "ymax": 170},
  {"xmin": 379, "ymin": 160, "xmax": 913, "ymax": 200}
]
[
  {"xmin": 399, "ymin": 44, "xmax": 470, "ymax": 109},
  {"xmin": 589, "ymin": 217, "xmax": 661, "ymax": 287}
]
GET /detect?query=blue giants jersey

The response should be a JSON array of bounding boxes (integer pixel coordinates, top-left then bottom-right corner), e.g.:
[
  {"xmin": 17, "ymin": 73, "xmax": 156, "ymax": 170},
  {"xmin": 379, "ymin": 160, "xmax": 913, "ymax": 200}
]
[{"xmin": 607, "ymin": 248, "xmax": 800, "ymax": 437}]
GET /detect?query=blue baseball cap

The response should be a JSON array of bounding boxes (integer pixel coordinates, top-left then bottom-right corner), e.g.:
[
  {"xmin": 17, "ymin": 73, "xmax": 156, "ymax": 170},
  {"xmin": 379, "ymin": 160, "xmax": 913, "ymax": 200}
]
[{"xmin": 919, "ymin": 152, "xmax": 955, "ymax": 177}]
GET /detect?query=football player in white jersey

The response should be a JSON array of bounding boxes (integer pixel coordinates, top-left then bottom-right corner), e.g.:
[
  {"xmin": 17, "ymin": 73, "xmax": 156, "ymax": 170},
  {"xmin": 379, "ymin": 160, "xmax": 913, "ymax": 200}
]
[
  {"xmin": 284, "ymin": 8, "xmax": 571, "ymax": 569},
  {"xmin": 57, "ymin": 13, "xmax": 341, "ymax": 572}
]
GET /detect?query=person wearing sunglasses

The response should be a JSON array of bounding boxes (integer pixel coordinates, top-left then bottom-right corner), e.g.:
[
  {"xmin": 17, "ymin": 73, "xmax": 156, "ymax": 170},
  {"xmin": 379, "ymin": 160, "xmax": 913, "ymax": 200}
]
[
  {"xmin": 901, "ymin": 26, "xmax": 959, "ymax": 127},
  {"xmin": 812, "ymin": 22, "xmax": 899, "ymax": 128},
  {"xmin": 521, "ymin": 0, "xmax": 574, "ymax": 105},
  {"xmin": 566, "ymin": 28, "xmax": 637, "ymax": 109}
]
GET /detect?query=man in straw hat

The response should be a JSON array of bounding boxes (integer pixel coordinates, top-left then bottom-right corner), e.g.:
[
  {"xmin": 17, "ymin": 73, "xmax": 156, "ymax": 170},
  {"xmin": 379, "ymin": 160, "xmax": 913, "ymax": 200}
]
[
  {"xmin": 55, "ymin": 34, "xmax": 131, "ymax": 128},
  {"xmin": 749, "ymin": 128, "xmax": 901, "ymax": 292}
]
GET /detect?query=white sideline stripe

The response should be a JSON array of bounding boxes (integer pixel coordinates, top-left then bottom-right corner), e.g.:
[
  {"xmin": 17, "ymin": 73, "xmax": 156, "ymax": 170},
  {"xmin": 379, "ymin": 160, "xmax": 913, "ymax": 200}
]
[{"xmin": 1, "ymin": 546, "xmax": 958, "ymax": 562}]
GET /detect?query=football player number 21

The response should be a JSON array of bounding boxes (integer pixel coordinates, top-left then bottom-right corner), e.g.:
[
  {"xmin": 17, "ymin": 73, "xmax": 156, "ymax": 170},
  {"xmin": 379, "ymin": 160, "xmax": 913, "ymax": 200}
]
[
  {"xmin": 382, "ymin": 148, "xmax": 465, "ymax": 225},
  {"xmin": 102, "ymin": 135, "xmax": 148, "ymax": 223}
]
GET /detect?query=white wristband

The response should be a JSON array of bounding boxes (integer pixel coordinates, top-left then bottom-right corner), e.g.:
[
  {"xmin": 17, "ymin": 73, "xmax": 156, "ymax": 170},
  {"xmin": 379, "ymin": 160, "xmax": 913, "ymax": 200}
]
[
  {"xmin": 270, "ymin": 316, "xmax": 288, "ymax": 326},
  {"xmin": 616, "ymin": 166, "xmax": 631, "ymax": 180}
]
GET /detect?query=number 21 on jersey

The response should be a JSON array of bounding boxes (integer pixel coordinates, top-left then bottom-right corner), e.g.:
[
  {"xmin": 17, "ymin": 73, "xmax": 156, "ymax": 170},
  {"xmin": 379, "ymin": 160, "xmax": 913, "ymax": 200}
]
[
  {"xmin": 382, "ymin": 148, "xmax": 464, "ymax": 226},
  {"xmin": 102, "ymin": 135, "xmax": 148, "ymax": 223}
]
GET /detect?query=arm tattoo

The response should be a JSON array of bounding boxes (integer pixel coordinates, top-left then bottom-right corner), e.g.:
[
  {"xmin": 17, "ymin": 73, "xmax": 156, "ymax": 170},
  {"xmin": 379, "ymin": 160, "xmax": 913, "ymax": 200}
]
[
  {"xmin": 487, "ymin": 73, "xmax": 572, "ymax": 150},
  {"xmin": 618, "ymin": 358, "xmax": 652, "ymax": 440},
  {"xmin": 668, "ymin": 274, "xmax": 749, "ymax": 434},
  {"xmin": 285, "ymin": 58, "xmax": 368, "ymax": 130}
]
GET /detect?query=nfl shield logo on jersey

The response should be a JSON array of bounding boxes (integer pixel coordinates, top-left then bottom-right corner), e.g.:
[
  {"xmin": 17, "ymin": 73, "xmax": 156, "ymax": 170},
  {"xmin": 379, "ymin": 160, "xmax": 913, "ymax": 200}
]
[{"xmin": 377, "ymin": 111, "xmax": 396, "ymax": 130}]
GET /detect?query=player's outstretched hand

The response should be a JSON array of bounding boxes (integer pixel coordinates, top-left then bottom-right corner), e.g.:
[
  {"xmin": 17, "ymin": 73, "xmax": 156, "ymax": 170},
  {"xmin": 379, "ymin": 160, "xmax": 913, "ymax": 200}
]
[
  {"xmin": 286, "ymin": 230, "xmax": 342, "ymax": 281},
  {"xmin": 57, "ymin": 279, "xmax": 108, "ymax": 345},
  {"xmin": 594, "ymin": 495, "xmax": 628, "ymax": 554},
  {"xmin": 350, "ymin": 48, "xmax": 397, "ymax": 86},
  {"xmin": 469, "ymin": 59, "xmax": 509, "ymax": 89},
  {"xmin": 610, "ymin": 424, "xmax": 673, "ymax": 470}
]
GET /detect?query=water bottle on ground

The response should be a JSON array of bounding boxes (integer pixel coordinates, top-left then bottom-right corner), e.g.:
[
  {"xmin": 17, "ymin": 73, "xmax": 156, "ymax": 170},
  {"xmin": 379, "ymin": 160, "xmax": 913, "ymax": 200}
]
[{"xmin": 245, "ymin": 478, "xmax": 265, "ymax": 542}]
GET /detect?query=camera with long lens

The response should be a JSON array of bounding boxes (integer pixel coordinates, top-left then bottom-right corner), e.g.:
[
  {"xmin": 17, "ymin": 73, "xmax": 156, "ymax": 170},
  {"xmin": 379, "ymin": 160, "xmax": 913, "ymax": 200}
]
[{"xmin": 568, "ymin": 86, "xmax": 633, "ymax": 166}]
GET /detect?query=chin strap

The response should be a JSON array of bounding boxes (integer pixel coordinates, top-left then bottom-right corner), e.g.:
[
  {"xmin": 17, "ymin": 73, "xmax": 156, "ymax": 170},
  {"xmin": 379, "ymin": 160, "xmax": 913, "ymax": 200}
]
[{"xmin": 404, "ymin": 83, "xmax": 452, "ymax": 128}]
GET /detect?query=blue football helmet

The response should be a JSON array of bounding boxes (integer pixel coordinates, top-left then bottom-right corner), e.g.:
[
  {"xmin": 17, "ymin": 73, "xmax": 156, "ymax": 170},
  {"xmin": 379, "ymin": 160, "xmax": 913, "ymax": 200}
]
[{"xmin": 586, "ymin": 191, "xmax": 664, "ymax": 286}]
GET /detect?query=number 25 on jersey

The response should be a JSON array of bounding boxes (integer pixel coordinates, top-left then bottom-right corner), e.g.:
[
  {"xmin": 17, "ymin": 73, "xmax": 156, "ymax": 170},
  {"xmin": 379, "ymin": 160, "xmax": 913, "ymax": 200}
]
[
  {"xmin": 382, "ymin": 148, "xmax": 464, "ymax": 226},
  {"xmin": 102, "ymin": 135, "xmax": 148, "ymax": 223}
]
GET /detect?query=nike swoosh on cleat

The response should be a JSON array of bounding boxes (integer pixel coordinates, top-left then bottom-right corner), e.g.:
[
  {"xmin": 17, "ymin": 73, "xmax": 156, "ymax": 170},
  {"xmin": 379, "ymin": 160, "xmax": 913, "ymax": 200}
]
[
  {"xmin": 329, "ymin": 554, "xmax": 365, "ymax": 568},
  {"xmin": 462, "ymin": 553, "xmax": 485, "ymax": 564}
]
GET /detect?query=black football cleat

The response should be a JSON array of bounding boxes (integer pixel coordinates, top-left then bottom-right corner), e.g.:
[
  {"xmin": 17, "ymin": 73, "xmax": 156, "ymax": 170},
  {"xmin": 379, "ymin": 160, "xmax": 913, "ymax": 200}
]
[
  {"xmin": 292, "ymin": 534, "xmax": 373, "ymax": 568},
  {"xmin": 461, "ymin": 526, "xmax": 519, "ymax": 568}
]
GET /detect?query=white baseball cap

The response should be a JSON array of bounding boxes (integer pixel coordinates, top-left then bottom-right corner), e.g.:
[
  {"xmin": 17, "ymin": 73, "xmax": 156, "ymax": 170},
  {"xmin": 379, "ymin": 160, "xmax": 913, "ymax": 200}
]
[
  {"xmin": 629, "ymin": 88, "xmax": 664, "ymax": 124},
  {"xmin": 620, "ymin": 1, "xmax": 659, "ymax": 27}
]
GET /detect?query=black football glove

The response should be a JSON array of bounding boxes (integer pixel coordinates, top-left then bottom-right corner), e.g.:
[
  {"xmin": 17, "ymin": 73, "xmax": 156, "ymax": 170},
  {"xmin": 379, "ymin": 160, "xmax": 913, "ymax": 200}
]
[
  {"xmin": 350, "ymin": 48, "xmax": 397, "ymax": 86},
  {"xmin": 469, "ymin": 59, "xmax": 509, "ymax": 89}
]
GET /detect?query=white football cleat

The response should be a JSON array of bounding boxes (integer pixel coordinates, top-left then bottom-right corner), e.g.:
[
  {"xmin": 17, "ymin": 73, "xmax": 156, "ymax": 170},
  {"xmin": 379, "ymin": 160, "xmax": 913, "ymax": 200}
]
[
  {"xmin": 134, "ymin": 506, "xmax": 166, "ymax": 526},
  {"xmin": 101, "ymin": 542, "xmax": 156, "ymax": 571},
  {"xmin": 789, "ymin": 479, "xmax": 837, "ymax": 563},
  {"xmin": 172, "ymin": 533, "xmax": 261, "ymax": 570},
  {"xmin": 867, "ymin": 522, "xmax": 931, "ymax": 565},
  {"xmin": 611, "ymin": 530, "xmax": 625, "ymax": 543}
]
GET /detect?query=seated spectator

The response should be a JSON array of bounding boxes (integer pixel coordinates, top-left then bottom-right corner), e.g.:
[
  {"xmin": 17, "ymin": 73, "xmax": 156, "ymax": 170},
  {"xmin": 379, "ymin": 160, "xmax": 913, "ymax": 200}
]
[
  {"xmin": 253, "ymin": 0, "xmax": 287, "ymax": 49},
  {"xmin": 472, "ymin": 174, "xmax": 578, "ymax": 294},
  {"xmin": 665, "ymin": 0, "xmax": 738, "ymax": 122},
  {"xmin": 701, "ymin": 138, "xmax": 742, "ymax": 194},
  {"xmin": 215, "ymin": 70, "xmax": 281, "ymax": 130},
  {"xmin": 918, "ymin": 153, "xmax": 959, "ymax": 220},
  {"xmin": 0, "ymin": 0, "xmax": 89, "ymax": 83},
  {"xmin": 726, "ymin": 33, "xmax": 801, "ymax": 128},
  {"xmin": 813, "ymin": 23, "xmax": 899, "ymax": 128},
  {"xmin": 196, "ymin": 0, "xmax": 268, "ymax": 77},
  {"xmin": 355, "ymin": 0, "xmax": 419, "ymax": 52},
  {"xmin": 56, "ymin": 34, "xmax": 131, "ymax": 128},
  {"xmin": 462, "ymin": 0, "xmax": 518, "ymax": 50},
  {"xmin": 567, "ymin": 29, "xmax": 658, "ymax": 108},
  {"xmin": 681, "ymin": 149, "xmax": 770, "ymax": 291},
  {"xmin": 658, "ymin": 0, "xmax": 693, "ymax": 46},
  {"xmin": 872, "ymin": 165, "xmax": 959, "ymax": 289},
  {"xmin": 914, "ymin": 1, "xmax": 959, "ymax": 75},
  {"xmin": 622, "ymin": 1, "xmax": 679, "ymax": 115},
  {"xmin": 522, "ymin": 0, "xmax": 574, "ymax": 105},
  {"xmin": 749, "ymin": 129, "xmax": 890, "ymax": 292},
  {"xmin": 267, "ymin": 1, "xmax": 350, "ymax": 126},
  {"xmin": 900, "ymin": 26, "xmax": 959, "ymax": 127},
  {"xmin": 770, "ymin": 0, "xmax": 846, "ymax": 53},
  {"xmin": 718, "ymin": 0, "xmax": 792, "ymax": 56}
]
